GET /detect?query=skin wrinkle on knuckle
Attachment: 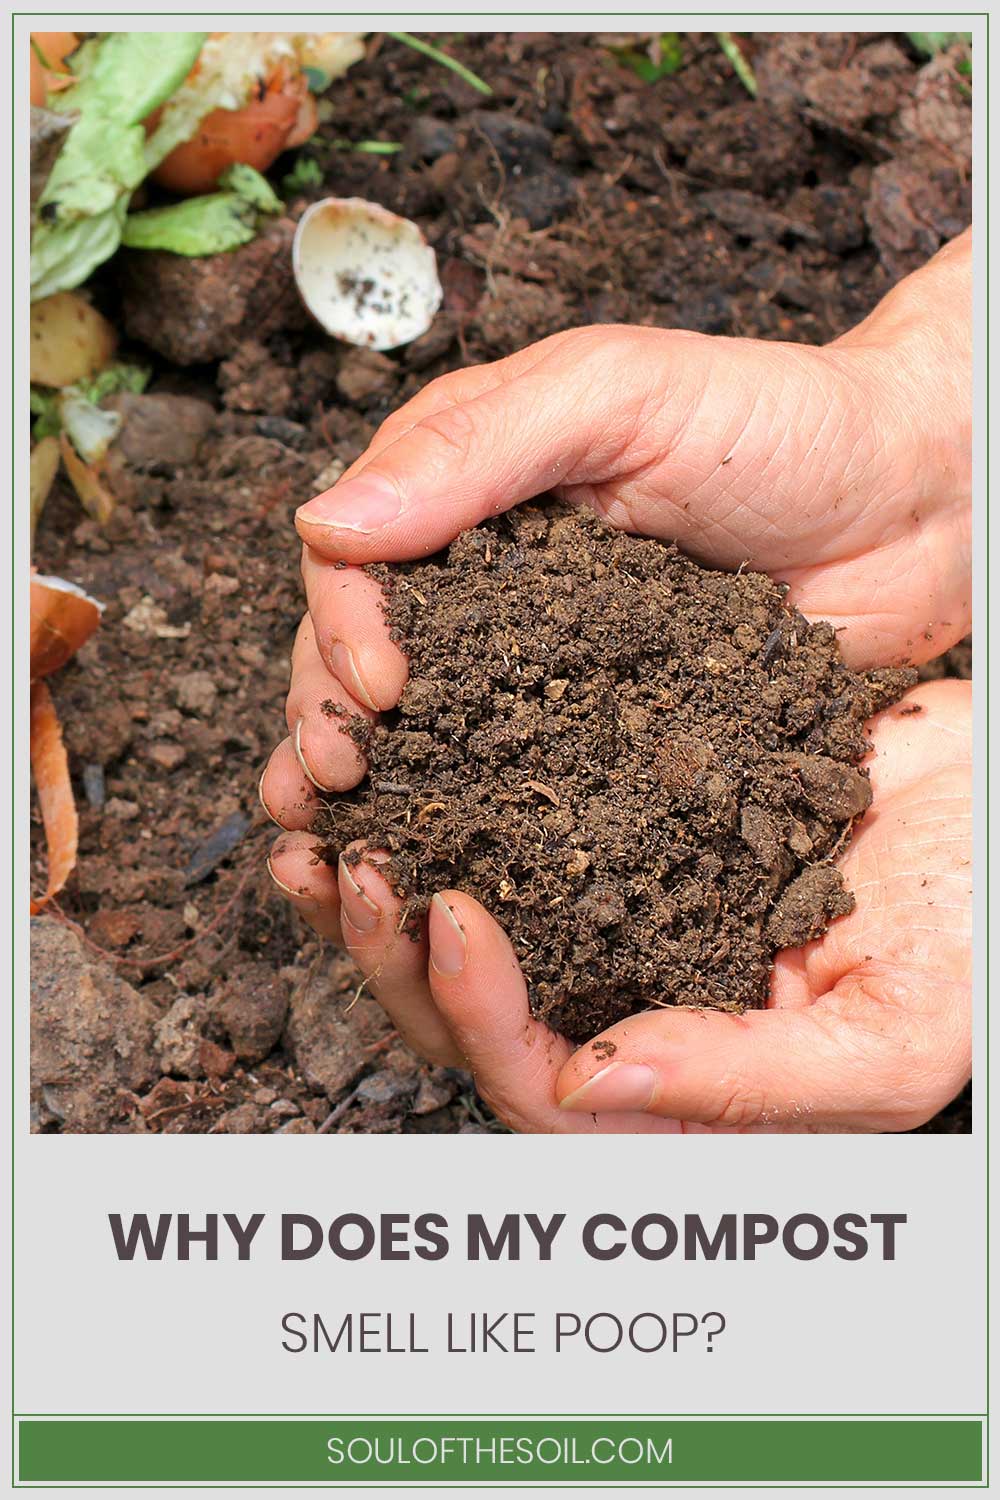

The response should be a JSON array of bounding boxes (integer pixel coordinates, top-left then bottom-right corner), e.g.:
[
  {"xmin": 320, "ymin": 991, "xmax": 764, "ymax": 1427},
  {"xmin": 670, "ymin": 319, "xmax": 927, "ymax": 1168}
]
[
  {"xmin": 474, "ymin": 1078, "xmax": 535, "ymax": 1134},
  {"xmin": 414, "ymin": 396, "xmax": 484, "ymax": 472},
  {"xmin": 701, "ymin": 1082, "xmax": 770, "ymax": 1131}
]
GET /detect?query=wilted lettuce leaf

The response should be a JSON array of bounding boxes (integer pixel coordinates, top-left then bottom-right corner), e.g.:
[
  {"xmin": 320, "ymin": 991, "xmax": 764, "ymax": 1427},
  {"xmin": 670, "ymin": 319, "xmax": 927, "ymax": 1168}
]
[
  {"xmin": 31, "ymin": 362, "xmax": 151, "ymax": 441},
  {"xmin": 122, "ymin": 194, "xmax": 258, "ymax": 255},
  {"xmin": 30, "ymin": 32, "xmax": 206, "ymax": 301},
  {"xmin": 220, "ymin": 162, "xmax": 284, "ymax": 214},
  {"xmin": 59, "ymin": 390, "xmax": 123, "ymax": 463},
  {"xmin": 122, "ymin": 165, "xmax": 284, "ymax": 256},
  {"xmin": 80, "ymin": 361, "xmax": 150, "ymax": 403}
]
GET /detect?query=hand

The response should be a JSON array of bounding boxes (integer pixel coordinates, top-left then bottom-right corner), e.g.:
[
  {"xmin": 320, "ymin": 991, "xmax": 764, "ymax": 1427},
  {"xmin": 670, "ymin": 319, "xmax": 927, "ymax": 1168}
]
[
  {"xmin": 262, "ymin": 231, "xmax": 971, "ymax": 825},
  {"xmin": 267, "ymin": 681, "xmax": 970, "ymax": 1131},
  {"xmin": 261, "ymin": 232, "xmax": 972, "ymax": 1129}
]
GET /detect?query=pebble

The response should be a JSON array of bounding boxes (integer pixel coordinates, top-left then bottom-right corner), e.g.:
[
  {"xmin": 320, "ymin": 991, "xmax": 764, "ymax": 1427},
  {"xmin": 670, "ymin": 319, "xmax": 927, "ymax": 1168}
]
[
  {"xmin": 269, "ymin": 1098, "xmax": 300, "ymax": 1119},
  {"xmin": 174, "ymin": 671, "xmax": 218, "ymax": 717},
  {"xmin": 144, "ymin": 741, "xmax": 188, "ymax": 771}
]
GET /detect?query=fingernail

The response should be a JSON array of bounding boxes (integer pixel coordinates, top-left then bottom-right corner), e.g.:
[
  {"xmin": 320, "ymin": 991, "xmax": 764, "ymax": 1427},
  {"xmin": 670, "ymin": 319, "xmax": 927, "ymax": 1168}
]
[
  {"xmin": 330, "ymin": 641, "xmax": 379, "ymax": 711},
  {"xmin": 266, "ymin": 855, "xmax": 316, "ymax": 908},
  {"xmin": 257, "ymin": 767, "xmax": 281, "ymax": 827},
  {"xmin": 293, "ymin": 718, "xmax": 330, "ymax": 792},
  {"xmin": 338, "ymin": 856, "xmax": 381, "ymax": 934},
  {"xmin": 429, "ymin": 893, "xmax": 467, "ymax": 977},
  {"xmin": 559, "ymin": 1062, "xmax": 657, "ymax": 1113},
  {"xmin": 296, "ymin": 474, "xmax": 402, "ymax": 534}
]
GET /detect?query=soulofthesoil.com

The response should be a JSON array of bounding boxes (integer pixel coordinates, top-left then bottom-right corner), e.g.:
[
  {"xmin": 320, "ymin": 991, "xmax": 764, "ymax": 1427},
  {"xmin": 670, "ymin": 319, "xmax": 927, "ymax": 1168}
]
[{"xmin": 326, "ymin": 1435, "xmax": 673, "ymax": 1468}]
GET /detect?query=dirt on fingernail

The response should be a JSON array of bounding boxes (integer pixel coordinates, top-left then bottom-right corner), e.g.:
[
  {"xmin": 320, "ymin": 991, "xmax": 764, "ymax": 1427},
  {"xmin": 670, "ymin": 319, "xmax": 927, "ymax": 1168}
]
[{"xmin": 314, "ymin": 506, "xmax": 916, "ymax": 1042}]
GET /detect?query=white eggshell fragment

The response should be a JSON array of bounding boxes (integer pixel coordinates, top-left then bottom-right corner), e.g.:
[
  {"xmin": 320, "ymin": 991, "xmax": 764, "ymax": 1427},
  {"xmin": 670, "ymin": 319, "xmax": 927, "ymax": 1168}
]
[{"xmin": 293, "ymin": 197, "xmax": 442, "ymax": 351}]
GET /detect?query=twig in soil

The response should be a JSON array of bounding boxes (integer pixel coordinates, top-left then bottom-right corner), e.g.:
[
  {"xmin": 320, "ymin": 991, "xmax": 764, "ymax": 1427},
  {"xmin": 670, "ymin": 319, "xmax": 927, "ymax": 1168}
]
[
  {"xmin": 49, "ymin": 850, "xmax": 260, "ymax": 974},
  {"xmin": 317, "ymin": 1091, "xmax": 359, "ymax": 1134},
  {"xmin": 715, "ymin": 32, "xmax": 758, "ymax": 96},
  {"xmin": 344, "ymin": 970, "xmax": 378, "ymax": 1014}
]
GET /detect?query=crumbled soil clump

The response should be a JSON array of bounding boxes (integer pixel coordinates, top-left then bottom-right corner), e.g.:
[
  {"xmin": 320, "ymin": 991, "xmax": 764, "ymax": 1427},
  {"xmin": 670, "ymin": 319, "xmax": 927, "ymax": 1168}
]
[{"xmin": 318, "ymin": 508, "xmax": 915, "ymax": 1042}]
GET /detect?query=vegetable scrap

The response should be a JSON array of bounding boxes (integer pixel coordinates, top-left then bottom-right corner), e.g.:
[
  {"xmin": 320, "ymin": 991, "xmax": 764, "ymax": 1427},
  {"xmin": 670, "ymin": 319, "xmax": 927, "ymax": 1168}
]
[
  {"xmin": 293, "ymin": 197, "xmax": 442, "ymax": 350},
  {"xmin": 30, "ymin": 575, "xmax": 104, "ymax": 913}
]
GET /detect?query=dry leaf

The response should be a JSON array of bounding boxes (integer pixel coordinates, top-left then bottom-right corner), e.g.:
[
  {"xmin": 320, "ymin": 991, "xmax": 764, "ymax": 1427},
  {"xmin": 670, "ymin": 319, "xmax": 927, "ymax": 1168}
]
[
  {"xmin": 59, "ymin": 432, "xmax": 115, "ymax": 523},
  {"xmin": 30, "ymin": 679, "xmax": 78, "ymax": 913}
]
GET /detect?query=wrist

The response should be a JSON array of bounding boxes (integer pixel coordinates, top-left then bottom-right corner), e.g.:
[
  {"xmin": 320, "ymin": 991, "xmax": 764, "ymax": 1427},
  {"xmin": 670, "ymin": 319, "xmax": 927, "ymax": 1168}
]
[{"xmin": 834, "ymin": 233, "xmax": 972, "ymax": 645}]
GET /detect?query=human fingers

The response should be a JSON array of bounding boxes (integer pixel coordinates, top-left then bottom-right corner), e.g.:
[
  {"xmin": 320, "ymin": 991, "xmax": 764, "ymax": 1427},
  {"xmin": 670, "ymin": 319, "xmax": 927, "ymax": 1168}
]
[
  {"xmin": 337, "ymin": 846, "xmax": 464, "ymax": 1067},
  {"xmin": 261, "ymin": 620, "xmax": 373, "ymax": 827},
  {"xmin": 300, "ymin": 555, "xmax": 409, "ymax": 712},
  {"xmin": 284, "ymin": 617, "xmax": 374, "ymax": 788},
  {"xmin": 266, "ymin": 829, "xmax": 344, "ymax": 943},
  {"xmin": 426, "ymin": 891, "xmax": 688, "ymax": 1134},
  {"xmin": 552, "ymin": 979, "xmax": 950, "ymax": 1134},
  {"xmin": 292, "ymin": 323, "xmax": 885, "ymax": 576},
  {"xmin": 258, "ymin": 735, "xmax": 321, "ymax": 831},
  {"xmin": 293, "ymin": 327, "xmax": 622, "ymax": 564}
]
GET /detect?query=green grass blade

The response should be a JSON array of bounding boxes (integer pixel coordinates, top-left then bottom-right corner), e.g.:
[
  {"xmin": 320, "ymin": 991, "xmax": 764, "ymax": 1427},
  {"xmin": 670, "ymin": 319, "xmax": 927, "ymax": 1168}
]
[
  {"xmin": 333, "ymin": 138, "xmax": 403, "ymax": 154},
  {"xmin": 715, "ymin": 32, "xmax": 758, "ymax": 97},
  {"xmin": 389, "ymin": 31, "xmax": 492, "ymax": 96}
]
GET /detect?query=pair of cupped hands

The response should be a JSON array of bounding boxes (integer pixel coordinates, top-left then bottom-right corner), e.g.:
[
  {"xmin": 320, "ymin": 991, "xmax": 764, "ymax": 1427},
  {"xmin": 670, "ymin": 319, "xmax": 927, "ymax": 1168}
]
[{"xmin": 260, "ymin": 229, "xmax": 973, "ymax": 1134}]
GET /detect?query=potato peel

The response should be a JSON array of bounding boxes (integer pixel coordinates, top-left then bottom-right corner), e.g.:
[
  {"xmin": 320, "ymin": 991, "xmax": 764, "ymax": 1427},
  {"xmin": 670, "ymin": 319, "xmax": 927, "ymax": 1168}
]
[
  {"xmin": 30, "ymin": 291, "xmax": 117, "ymax": 389},
  {"xmin": 29, "ymin": 436, "xmax": 61, "ymax": 543}
]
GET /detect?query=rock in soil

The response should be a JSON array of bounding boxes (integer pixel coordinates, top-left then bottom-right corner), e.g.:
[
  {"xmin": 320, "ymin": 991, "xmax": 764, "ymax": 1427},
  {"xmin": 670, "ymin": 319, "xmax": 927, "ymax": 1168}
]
[
  {"xmin": 103, "ymin": 393, "xmax": 215, "ymax": 470},
  {"xmin": 31, "ymin": 916, "xmax": 158, "ymax": 1131},
  {"xmin": 336, "ymin": 348, "xmax": 399, "ymax": 405},
  {"xmin": 214, "ymin": 961, "xmax": 290, "ymax": 1064},
  {"xmin": 318, "ymin": 507, "xmax": 916, "ymax": 1043},
  {"xmin": 282, "ymin": 952, "xmax": 393, "ymax": 1099},
  {"xmin": 866, "ymin": 154, "xmax": 971, "ymax": 280},
  {"xmin": 120, "ymin": 218, "xmax": 306, "ymax": 365},
  {"xmin": 153, "ymin": 993, "xmax": 213, "ymax": 1080}
]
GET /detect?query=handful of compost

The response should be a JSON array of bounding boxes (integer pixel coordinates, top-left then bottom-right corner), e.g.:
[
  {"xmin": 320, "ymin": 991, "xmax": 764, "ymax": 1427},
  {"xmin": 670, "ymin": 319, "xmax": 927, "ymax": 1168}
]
[{"xmin": 315, "ymin": 507, "xmax": 915, "ymax": 1043}]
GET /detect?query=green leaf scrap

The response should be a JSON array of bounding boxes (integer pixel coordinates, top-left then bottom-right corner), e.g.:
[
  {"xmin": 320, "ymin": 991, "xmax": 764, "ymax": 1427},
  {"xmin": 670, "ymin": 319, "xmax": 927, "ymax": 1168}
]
[
  {"xmin": 907, "ymin": 31, "xmax": 972, "ymax": 57},
  {"xmin": 31, "ymin": 361, "xmax": 150, "ymax": 447},
  {"xmin": 122, "ymin": 164, "xmax": 284, "ymax": 256},
  {"xmin": 282, "ymin": 156, "xmax": 324, "ymax": 193},
  {"xmin": 332, "ymin": 138, "xmax": 403, "ymax": 155},
  {"xmin": 609, "ymin": 34, "xmax": 684, "ymax": 83},
  {"xmin": 30, "ymin": 31, "xmax": 206, "ymax": 301}
]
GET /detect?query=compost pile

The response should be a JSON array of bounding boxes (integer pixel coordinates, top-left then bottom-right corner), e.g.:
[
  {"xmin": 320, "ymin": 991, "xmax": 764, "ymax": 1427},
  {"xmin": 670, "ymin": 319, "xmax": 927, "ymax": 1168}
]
[{"xmin": 319, "ymin": 507, "xmax": 915, "ymax": 1041}]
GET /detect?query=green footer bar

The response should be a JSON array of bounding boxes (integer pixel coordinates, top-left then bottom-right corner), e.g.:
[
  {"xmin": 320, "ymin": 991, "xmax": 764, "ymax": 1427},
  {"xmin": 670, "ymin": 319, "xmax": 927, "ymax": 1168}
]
[{"xmin": 17, "ymin": 1418, "xmax": 984, "ymax": 1486}]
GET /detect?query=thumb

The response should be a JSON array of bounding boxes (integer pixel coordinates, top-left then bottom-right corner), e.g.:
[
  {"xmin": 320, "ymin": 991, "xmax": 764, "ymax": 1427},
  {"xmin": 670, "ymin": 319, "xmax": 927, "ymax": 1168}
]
[
  {"xmin": 553, "ymin": 970, "xmax": 946, "ymax": 1133},
  {"xmin": 294, "ymin": 328, "xmax": 640, "ymax": 563}
]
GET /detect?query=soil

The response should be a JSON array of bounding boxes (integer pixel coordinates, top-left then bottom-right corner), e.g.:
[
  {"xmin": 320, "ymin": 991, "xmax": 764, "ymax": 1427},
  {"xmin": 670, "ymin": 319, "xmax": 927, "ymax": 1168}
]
[
  {"xmin": 320, "ymin": 508, "xmax": 914, "ymax": 1041},
  {"xmin": 29, "ymin": 31, "xmax": 973, "ymax": 1132}
]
